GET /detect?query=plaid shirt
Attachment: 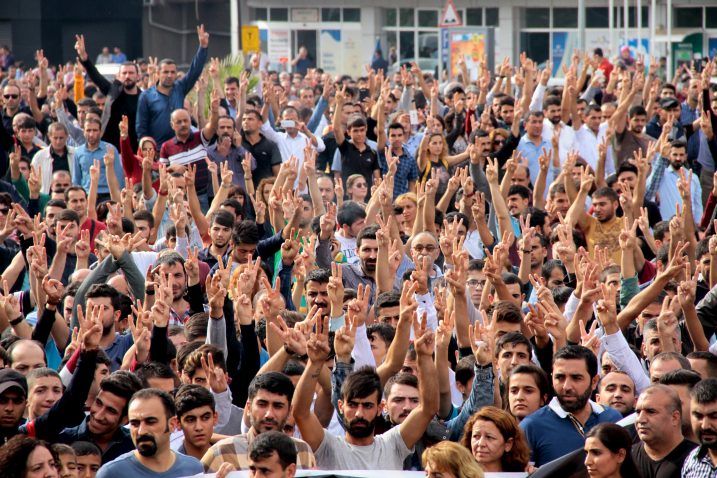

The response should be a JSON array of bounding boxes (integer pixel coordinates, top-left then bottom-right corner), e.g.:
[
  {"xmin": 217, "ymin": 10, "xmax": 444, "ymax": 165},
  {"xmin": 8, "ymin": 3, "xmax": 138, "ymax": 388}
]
[
  {"xmin": 682, "ymin": 446, "xmax": 717, "ymax": 478},
  {"xmin": 201, "ymin": 428, "xmax": 317, "ymax": 472},
  {"xmin": 379, "ymin": 145, "xmax": 419, "ymax": 198}
]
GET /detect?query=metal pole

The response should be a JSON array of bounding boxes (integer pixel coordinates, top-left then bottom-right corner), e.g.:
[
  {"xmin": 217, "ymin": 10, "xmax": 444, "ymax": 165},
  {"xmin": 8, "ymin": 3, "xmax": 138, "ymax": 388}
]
[
  {"xmin": 636, "ymin": 0, "xmax": 642, "ymax": 56},
  {"xmin": 667, "ymin": 0, "xmax": 672, "ymax": 73},
  {"xmin": 231, "ymin": 0, "xmax": 239, "ymax": 56},
  {"xmin": 650, "ymin": 0, "xmax": 656, "ymax": 56},
  {"xmin": 624, "ymin": 0, "xmax": 629, "ymax": 50},
  {"xmin": 578, "ymin": 0, "xmax": 586, "ymax": 52},
  {"xmin": 609, "ymin": 0, "xmax": 615, "ymax": 57}
]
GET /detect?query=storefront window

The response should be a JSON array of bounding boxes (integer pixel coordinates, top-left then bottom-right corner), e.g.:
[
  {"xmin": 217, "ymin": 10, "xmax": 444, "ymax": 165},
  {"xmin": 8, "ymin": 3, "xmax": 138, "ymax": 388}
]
[
  {"xmin": 486, "ymin": 8, "xmax": 499, "ymax": 26},
  {"xmin": 552, "ymin": 8, "xmax": 577, "ymax": 28},
  {"xmin": 321, "ymin": 8, "xmax": 340, "ymax": 22},
  {"xmin": 525, "ymin": 8, "xmax": 550, "ymax": 28},
  {"xmin": 400, "ymin": 31, "xmax": 415, "ymax": 61},
  {"xmin": 400, "ymin": 8, "xmax": 415, "ymax": 27},
  {"xmin": 418, "ymin": 10, "xmax": 438, "ymax": 27},
  {"xmin": 270, "ymin": 8, "xmax": 288, "ymax": 22},
  {"xmin": 343, "ymin": 8, "xmax": 361, "ymax": 22}
]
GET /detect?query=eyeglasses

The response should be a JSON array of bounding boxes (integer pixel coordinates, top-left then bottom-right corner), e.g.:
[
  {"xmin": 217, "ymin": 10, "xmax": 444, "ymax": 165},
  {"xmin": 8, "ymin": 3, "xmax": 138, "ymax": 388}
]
[
  {"xmin": 493, "ymin": 139, "xmax": 505, "ymax": 145},
  {"xmin": 354, "ymin": 183, "xmax": 367, "ymax": 188},
  {"xmin": 0, "ymin": 208, "xmax": 8, "ymax": 214},
  {"xmin": 3, "ymin": 94, "xmax": 18, "ymax": 99},
  {"xmin": 467, "ymin": 280, "xmax": 485, "ymax": 288},
  {"xmin": 412, "ymin": 244, "xmax": 437, "ymax": 253}
]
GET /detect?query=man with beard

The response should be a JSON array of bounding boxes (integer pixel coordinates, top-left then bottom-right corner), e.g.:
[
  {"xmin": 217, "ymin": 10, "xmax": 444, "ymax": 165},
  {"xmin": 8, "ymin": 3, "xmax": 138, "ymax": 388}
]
[
  {"xmin": 660, "ymin": 369, "xmax": 702, "ymax": 443},
  {"xmin": 610, "ymin": 77, "xmax": 649, "ymax": 165},
  {"xmin": 240, "ymin": 110, "xmax": 281, "ymax": 184},
  {"xmin": 682, "ymin": 378, "xmax": 717, "ymax": 476},
  {"xmin": 541, "ymin": 95, "xmax": 576, "ymax": 165},
  {"xmin": 73, "ymin": 118, "xmax": 125, "ymax": 203},
  {"xmin": 292, "ymin": 306, "xmax": 439, "ymax": 470},
  {"xmin": 565, "ymin": 167, "xmax": 623, "ymax": 266},
  {"xmin": 516, "ymin": 111, "xmax": 552, "ymax": 185},
  {"xmin": 136, "ymin": 25, "xmax": 209, "ymax": 144},
  {"xmin": 199, "ymin": 210, "xmax": 235, "ymax": 269},
  {"xmin": 632, "ymin": 384, "xmax": 697, "ymax": 478},
  {"xmin": 96, "ymin": 389, "xmax": 203, "ymax": 478},
  {"xmin": 596, "ymin": 371, "xmax": 638, "ymax": 416},
  {"xmin": 520, "ymin": 345, "xmax": 622, "ymax": 466},
  {"xmin": 646, "ymin": 140, "xmax": 703, "ymax": 225},
  {"xmin": 75, "ymin": 34, "xmax": 140, "ymax": 151},
  {"xmin": 339, "ymin": 224, "xmax": 378, "ymax": 305},
  {"xmin": 207, "ymin": 115, "xmax": 255, "ymax": 193},
  {"xmin": 201, "ymin": 372, "xmax": 316, "ymax": 471}
]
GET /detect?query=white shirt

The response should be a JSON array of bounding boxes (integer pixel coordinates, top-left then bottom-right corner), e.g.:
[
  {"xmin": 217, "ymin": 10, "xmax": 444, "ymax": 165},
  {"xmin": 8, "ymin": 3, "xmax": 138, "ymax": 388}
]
[
  {"xmin": 575, "ymin": 123, "xmax": 615, "ymax": 178},
  {"xmin": 542, "ymin": 119, "xmax": 576, "ymax": 165}
]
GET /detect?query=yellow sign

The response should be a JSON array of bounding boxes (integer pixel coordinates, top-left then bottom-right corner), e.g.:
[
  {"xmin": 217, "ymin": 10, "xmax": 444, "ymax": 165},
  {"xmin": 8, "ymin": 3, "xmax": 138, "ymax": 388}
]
[{"xmin": 242, "ymin": 26, "xmax": 260, "ymax": 52}]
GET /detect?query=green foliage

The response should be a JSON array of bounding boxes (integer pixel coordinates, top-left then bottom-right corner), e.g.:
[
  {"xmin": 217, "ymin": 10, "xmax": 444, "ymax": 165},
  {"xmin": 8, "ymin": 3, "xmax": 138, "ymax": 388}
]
[{"xmin": 187, "ymin": 53, "xmax": 259, "ymax": 116}]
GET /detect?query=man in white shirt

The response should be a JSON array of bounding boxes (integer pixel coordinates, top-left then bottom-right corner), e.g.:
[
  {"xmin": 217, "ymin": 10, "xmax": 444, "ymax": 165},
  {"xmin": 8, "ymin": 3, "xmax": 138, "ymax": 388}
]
[
  {"xmin": 259, "ymin": 106, "xmax": 325, "ymax": 173},
  {"xmin": 574, "ymin": 104, "xmax": 615, "ymax": 178}
]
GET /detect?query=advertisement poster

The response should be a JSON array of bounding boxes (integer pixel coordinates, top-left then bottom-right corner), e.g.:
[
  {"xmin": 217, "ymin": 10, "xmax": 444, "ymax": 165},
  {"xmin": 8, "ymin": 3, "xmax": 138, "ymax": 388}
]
[
  {"xmin": 267, "ymin": 30, "xmax": 290, "ymax": 70},
  {"xmin": 342, "ymin": 30, "xmax": 364, "ymax": 78},
  {"xmin": 449, "ymin": 31, "xmax": 486, "ymax": 81},
  {"xmin": 319, "ymin": 30, "xmax": 341, "ymax": 75}
]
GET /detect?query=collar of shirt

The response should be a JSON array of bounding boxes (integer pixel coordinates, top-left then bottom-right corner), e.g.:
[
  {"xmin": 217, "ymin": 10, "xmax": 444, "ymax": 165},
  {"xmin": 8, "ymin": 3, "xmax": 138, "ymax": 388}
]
[{"xmin": 547, "ymin": 396, "xmax": 606, "ymax": 419}]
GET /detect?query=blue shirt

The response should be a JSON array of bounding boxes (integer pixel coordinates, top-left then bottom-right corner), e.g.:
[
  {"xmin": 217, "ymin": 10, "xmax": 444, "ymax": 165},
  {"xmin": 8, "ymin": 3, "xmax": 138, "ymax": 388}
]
[
  {"xmin": 72, "ymin": 141, "xmax": 125, "ymax": 194},
  {"xmin": 97, "ymin": 450, "xmax": 203, "ymax": 478},
  {"xmin": 645, "ymin": 156, "xmax": 703, "ymax": 225},
  {"xmin": 135, "ymin": 46, "xmax": 208, "ymax": 144},
  {"xmin": 379, "ymin": 146, "xmax": 419, "ymax": 198},
  {"xmin": 520, "ymin": 397, "xmax": 622, "ymax": 466},
  {"xmin": 517, "ymin": 135, "xmax": 552, "ymax": 185}
]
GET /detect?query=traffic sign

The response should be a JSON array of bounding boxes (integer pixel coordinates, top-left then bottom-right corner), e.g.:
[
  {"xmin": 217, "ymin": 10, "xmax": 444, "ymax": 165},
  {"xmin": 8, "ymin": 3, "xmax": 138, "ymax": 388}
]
[
  {"xmin": 242, "ymin": 25, "xmax": 260, "ymax": 52},
  {"xmin": 440, "ymin": 0, "xmax": 462, "ymax": 27}
]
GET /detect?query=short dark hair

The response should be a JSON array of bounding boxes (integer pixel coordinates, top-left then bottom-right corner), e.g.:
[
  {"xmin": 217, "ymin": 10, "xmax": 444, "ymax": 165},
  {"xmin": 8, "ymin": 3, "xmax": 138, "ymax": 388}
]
[
  {"xmin": 507, "ymin": 185, "xmax": 531, "ymax": 200},
  {"xmin": 184, "ymin": 344, "xmax": 227, "ymax": 377},
  {"xmin": 508, "ymin": 364, "xmax": 551, "ymax": 400},
  {"xmin": 375, "ymin": 290, "xmax": 400, "ymax": 313},
  {"xmin": 341, "ymin": 366, "xmax": 381, "ymax": 402},
  {"xmin": 356, "ymin": 224, "xmax": 379, "ymax": 249},
  {"xmin": 691, "ymin": 378, "xmax": 717, "ymax": 404},
  {"xmin": 653, "ymin": 351, "xmax": 692, "ymax": 371},
  {"xmin": 367, "ymin": 323, "xmax": 395, "ymax": 346},
  {"xmin": 99, "ymin": 371, "xmax": 143, "ymax": 417},
  {"xmin": 553, "ymin": 345, "xmax": 598, "ymax": 379},
  {"xmin": 383, "ymin": 372, "xmax": 418, "ymax": 399},
  {"xmin": 592, "ymin": 186, "xmax": 619, "ymax": 202},
  {"xmin": 659, "ymin": 369, "xmax": 702, "ymax": 389},
  {"xmin": 628, "ymin": 105, "xmax": 647, "ymax": 118},
  {"xmin": 133, "ymin": 209, "xmax": 155, "ymax": 229},
  {"xmin": 337, "ymin": 201, "xmax": 367, "ymax": 227},
  {"xmin": 210, "ymin": 209, "xmax": 236, "ymax": 229},
  {"xmin": 184, "ymin": 312, "xmax": 209, "ymax": 342},
  {"xmin": 496, "ymin": 332, "xmax": 532, "ymax": 356},
  {"xmin": 455, "ymin": 356, "xmax": 476, "ymax": 386},
  {"xmin": 305, "ymin": 268, "xmax": 331, "ymax": 286},
  {"xmin": 249, "ymin": 431, "xmax": 297, "ymax": 469},
  {"xmin": 56, "ymin": 209, "xmax": 80, "ymax": 226},
  {"xmin": 130, "ymin": 388, "xmax": 176, "ymax": 420},
  {"xmin": 134, "ymin": 362, "xmax": 178, "ymax": 389},
  {"xmin": 347, "ymin": 115, "xmax": 367, "ymax": 130},
  {"xmin": 491, "ymin": 301, "xmax": 523, "ymax": 324},
  {"xmin": 686, "ymin": 351, "xmax": 717, "ymax": 378},
  {"xmin": 247, "ymin": 372, "xmax": 295, "ymax": 403},
  {"xmin": 388, "ymin": 122, "xmax": 405, "ymax": 134},
  {"xmin": 233, "ymin": 220, "xmax": 260, "ymax": 245},
  {"xmin": 174, "ymin": 384, "xmax": 216, "ymax": 418},
  {"xmin": 71, "ymin": 441, "xmax": 101, "ymax": 457},
  {"xmin": 64, "ymin": 185, "xmax": 87, "ymax": 201},
  {"xmin": 85, "ymin": 284, "xmax": 121, "ymax": 312}
]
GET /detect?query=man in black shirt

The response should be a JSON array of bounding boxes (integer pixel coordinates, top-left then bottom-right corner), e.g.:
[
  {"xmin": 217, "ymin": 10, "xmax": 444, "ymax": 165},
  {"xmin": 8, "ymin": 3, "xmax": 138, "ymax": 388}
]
[
  {"xmin": 632, "ymin": 384, "xmax": 697, "ymax": 478},
  {"xmin": 240, "ymin": 110, "xmax": 281, "ymax": 184}
]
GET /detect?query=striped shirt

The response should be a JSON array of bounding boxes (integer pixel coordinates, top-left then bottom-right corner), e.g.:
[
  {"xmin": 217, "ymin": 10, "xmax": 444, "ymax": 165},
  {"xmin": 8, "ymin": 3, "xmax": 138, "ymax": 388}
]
[
  {"xmin": 682, "ymin": 445, "xmax": 717, "ymax": 478},
  {"xmin": 159, "ymin": 131, "xmax": 211, "ymax": 192},
  {"xmin": 201, "ymin": 428, "xmax": 316, "ymax": 472}
]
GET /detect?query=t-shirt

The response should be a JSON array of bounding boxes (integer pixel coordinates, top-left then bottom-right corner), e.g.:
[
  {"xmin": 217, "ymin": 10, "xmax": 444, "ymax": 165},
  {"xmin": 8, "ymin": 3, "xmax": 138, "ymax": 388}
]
[
  {"xmin": 583, "ymin": 214, "xmax": 623, "ymax": 266},
  {"xmin": 616, "ymin": 128, "xmax": 650, "ymax": 166},
  {"xmin": 337, "ymin": 140, "xmax": 380, "ymax": 193},
  {"xmin": 313, "ymin": 425, "xmax": 413, "ymax": 470},
  {"xmin": 632, "ymin": 439, "xmax": 697, "ymax": 478},
  {"xmin": 335, "ymin": 233, "xmax": 358, "ymax": 265},
  {"xmin": 97, "ymin": 450, "xmax": 203, "ymax": 478}
]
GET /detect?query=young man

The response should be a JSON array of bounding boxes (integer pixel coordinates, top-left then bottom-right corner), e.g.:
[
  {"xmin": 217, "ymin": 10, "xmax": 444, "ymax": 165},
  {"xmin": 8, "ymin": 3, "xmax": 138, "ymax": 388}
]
[
  {"xmin": 73, "ymin": 117, "xmax": 124, "ymax": 202},
  {"xmin": 31, "ymin": 122, "xmax": 74, "ymax": 194},
  {"xmin": 682, "ymin": 378, "xmax": 717, "ymax": 476},
  {"xmin": 520, "ymin": 345, "xmax": 622, "ymax": 466},
  {"xmin": 59, "ymin": 372, "xmax": 143, "ymax": 464},
  {"xmin": 292, "ymin": 317, "xmax": 438, "ymax": 469},
  {"xmin": 378, "ymin": 122, "xmax": 418, "ymax": 199},
  {"xmin": 595, "ymin": 371, "xmax": 638, "ymax": 416},
  {"xmin": 199, "ymin": 210, "xmax": 235, "ymax": 269},
  {"xmin": 240, "ymin": 110, "xmax": 282, "ymax": 184},
  {"xmin": 333, "ymin": 98, "xmax": 380, "ymax": 195},
  {"xmin": 201, "ymin": 372, "xmax": 316, "ymax": 472},
  {"xmin": 248, "ymin": 431, "xmax": 298, "ymax": 478},
  {"xmin": 336, "ymin": 202, "xmax": 366, "ymax": 265},
  {"xmin": 174, "ymin": 385, "xmax": 218, "ymax": 460},
  {"xmin": 632, "ymin": 384, "xmax": 697, "ymax": 477},
  {"xmin": 97, "ymin": 389, "xmax": 203, "ymax": 477},
  {"xmin": 26, "ymin": 368, "xmax": 63, "ymax": 421},
  {"xmin": 66, "ymin": 186, "xmax": 107, "ymax": 252}
]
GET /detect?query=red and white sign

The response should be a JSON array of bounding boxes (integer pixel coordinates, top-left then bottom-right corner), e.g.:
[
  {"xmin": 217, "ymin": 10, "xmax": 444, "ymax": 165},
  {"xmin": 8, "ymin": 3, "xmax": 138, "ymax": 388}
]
[{"xmin": 440, "ymin": 0, "xmax": 462, "ymax": 27}]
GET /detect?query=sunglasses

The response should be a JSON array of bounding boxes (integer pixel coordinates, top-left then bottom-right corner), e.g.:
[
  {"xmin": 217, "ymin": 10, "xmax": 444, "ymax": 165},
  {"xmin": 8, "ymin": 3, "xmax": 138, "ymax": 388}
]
[
  {"xmin": 3, "ymin": 94, "xmax": 18, "ymax": 99},
  {"xmin": 0, "ymin": 208, "xmax": 9, "ymax": 214}
]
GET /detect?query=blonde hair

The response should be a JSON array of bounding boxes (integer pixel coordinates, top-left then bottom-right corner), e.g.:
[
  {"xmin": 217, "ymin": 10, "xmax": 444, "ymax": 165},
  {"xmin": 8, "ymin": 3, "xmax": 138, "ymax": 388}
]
[
  {"xmin": 395, "ymin": 192, "xmax": 417, "ymax": 207},
  {"xmin": 422, "ymin": 441, "xmax": 485, "ymax": 478}
]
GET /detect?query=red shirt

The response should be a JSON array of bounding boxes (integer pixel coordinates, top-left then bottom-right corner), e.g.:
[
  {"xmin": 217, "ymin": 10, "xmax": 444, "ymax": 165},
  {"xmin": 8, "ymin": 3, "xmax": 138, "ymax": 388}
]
[
  {"xmin": 159, "ymin": 131, "xmax": 211, "ymax": 193},
  {"xmin": 81, "ymin": 217, "xmax": 106, "ymax": 252}
]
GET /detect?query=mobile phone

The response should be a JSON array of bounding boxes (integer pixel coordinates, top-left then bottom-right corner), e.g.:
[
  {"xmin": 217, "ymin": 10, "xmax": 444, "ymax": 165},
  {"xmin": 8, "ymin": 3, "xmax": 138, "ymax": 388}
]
[
  {"xmin": 280, "ymin": 120, "xmax": 295, "ymax": 129},
  {"xmin": 359, "ymin": 88, "xmax": 370, "ymax": 101},
  {"xmin": 409, "ymin": 110, "xmax": 419, "ymax": 125}
]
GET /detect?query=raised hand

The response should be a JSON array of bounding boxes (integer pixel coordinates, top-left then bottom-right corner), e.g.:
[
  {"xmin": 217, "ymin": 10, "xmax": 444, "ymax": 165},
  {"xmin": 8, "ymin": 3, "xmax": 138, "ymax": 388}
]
[
  {"xmin": 306, "ymin": 308, "xmax": 330, "ymax": 363},
  {"xmin": 328, "ymin": 262, "xmax": 344, "ymax": 316},
  {"xmin": 74, "ymin": 34, "xmax": 88, "ymax": 62},
  {"xmin": 334, "ymin": 312, "xmax": 357, "ymax": 362},
  {"xmin": 197, "ymin": 24, "xmax": 210, "ymax": 48},
  {"xmin": 269, "ymin": 313, "xmax": 308, "ymax": 356},
  {"xmin": 77, "ymin": 303, "xmax": 103, "ymax": 351},
  {"xmin": 41, "ymin": 275, "xmax": 65, "ymax": 306}
]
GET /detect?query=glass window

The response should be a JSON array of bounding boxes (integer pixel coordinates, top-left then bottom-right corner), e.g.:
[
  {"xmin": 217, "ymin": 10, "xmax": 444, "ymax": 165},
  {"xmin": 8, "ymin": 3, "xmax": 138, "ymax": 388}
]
[
  {"xmin": 253, "ymin": 8, "xmax": 267, "ymax": 21},
  {"xmin": 466, "ymin": 8, "xmax": 482, "ymax": 26},
  {"xmin": 269, "ymin": 8, "xmax": 288, "ymax": 22},
  {"xmin": 400, "ymin": 8, "xmax": 415, "ymax": 27},
  {"xmin": 418, "ymin": 31, "xmax": 438, "ymax": 59},
  {"xmin": 486, "ymin": 8, "xmax": 499, "ymax": 26},
  {"xmin": 586, "ymin": 7, "xmax": 608, "ymax": 28},
  {"xmin": 321, "ymin": 8, "xmax": 340, "ymax": 22},
  {"xmin": 386, "ymin": 31, "xmax": 397, "ymax": 66},
  {"xmin": 343, "ymin": 8, "xmax": 361, "ymax": 22},
  {"xmin": 418, "ymin": 10, "xmax": 438, "ymax": 27},
  {"xmin": 386, "ymin": 8, "xmax": 397, "ymax": 27},
  {"xmin": 628, "ymin": 6, "xmax": 649, "ymax": 27},
  {"xmin": 520, "ymin": 32, "xmax": 549, "ymax": 65},
  {"xmin": 707, "ymin": 7, "xmax": 717, "ymax": 28},
  {"xmin": 553, "ymin": 8, "xmax": 577, "ymax": 28},
  {"xmin": 525, "ymin": 8, "xmax": 550, "ymax": 28},
  {"xmin": 400, "ymin": 31, "xmax": 415, "ymax": 62},
  {"xmin": 674, "ymin": 7, "xmax": 702, "ymax": 28}
]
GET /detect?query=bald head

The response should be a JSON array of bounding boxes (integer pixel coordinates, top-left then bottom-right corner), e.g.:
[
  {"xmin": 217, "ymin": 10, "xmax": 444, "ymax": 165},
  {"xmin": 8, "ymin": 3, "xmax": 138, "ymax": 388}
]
[
  {"xmin": 8, "ymin": 340, "xmax": 47, "ymax": 375},
  {"xmin": 170, "ymin": 108, "xmax": 192, "ymax": 139}
]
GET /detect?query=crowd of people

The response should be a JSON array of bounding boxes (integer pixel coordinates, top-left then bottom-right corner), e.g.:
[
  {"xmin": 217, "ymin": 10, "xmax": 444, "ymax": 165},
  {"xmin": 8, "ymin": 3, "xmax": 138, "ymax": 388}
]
[{"xmin": 0, "ymin": 23, "xmax": 715, "ymax": 478}]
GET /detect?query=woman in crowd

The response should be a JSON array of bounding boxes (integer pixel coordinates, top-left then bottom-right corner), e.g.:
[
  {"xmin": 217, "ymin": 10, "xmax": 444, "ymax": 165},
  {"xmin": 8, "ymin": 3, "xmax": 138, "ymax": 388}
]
[
  {"xmin": 461, "ymin": 406, "xmax": 531, "ymax": 473},
  {"xmin": 584, "ymin": 423, "xmax": 642, "ymax": 478},
  {"xmin": 422, "ymin": 441, "xmax": 485, "ymax": 478},
  {"xmin": 345, "ymin": 174, "xmax": 368, "ymax": 205},
  {"xmin": 0, "ymin": 435, "xmax": 60, "ymax": 478},
  {"xmin": 506, "ymin": 364, "xmax": 551, "ymax": 422}
]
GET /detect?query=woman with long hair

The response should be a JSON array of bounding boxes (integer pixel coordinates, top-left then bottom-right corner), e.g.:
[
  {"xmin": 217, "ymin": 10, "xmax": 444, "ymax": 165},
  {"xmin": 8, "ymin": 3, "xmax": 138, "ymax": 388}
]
[
  {"xmin": 422, "ymin": 441, "xmax": 484, "ymax": 478},
  {"xmin": 584, "ymin": 423, "xmax": 642, "ymax": 478},
  {"xmin": 345, "ymin": 174, "xmax": 368, "ymax": 205},
  {"xmin": 0, "ymin": 435, "xmax": 59, "ymax": 478},
  {"xmin": 461, "ymin": 406, "xmax": 531, "ymax": 473},
  {"xmin": 416, "ymin": 133, "xmax": 470, "ymax": 195}
]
